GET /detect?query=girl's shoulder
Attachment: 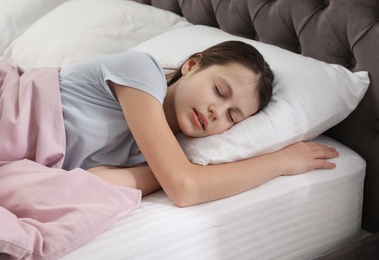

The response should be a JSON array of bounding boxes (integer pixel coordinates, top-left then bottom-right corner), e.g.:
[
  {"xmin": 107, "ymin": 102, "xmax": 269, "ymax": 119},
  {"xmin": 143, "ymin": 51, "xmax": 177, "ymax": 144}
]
[{"xmin": 102, "ymin": 50, "xmax": 168, "ymax": 105}]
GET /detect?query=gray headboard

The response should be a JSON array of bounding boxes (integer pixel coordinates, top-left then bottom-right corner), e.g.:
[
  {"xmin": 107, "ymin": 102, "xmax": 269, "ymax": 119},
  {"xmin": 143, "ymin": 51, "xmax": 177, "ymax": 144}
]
[{"xmin": 133, "ymin": 0, "xmax": 379, "ymax": 233}]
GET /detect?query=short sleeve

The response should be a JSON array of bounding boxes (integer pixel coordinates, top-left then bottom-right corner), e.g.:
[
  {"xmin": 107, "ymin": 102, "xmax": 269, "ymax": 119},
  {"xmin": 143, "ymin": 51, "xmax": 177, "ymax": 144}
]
[{"xmin": 99, "ymin": 50, "xmax": 167, "ymax": 104}]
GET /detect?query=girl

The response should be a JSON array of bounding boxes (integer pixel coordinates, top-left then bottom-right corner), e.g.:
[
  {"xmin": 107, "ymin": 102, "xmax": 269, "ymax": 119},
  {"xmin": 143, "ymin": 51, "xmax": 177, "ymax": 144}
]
[{"xmin": 60, "ymin": 41, "xmax": 338, "ymax": 207}]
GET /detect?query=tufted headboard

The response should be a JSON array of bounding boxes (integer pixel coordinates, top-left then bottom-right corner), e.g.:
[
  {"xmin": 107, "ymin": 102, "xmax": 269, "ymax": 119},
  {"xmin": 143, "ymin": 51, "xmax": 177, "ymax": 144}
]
[{"xmin": 133, "ymin": 0, "xmax": 379, "ymax": 233}]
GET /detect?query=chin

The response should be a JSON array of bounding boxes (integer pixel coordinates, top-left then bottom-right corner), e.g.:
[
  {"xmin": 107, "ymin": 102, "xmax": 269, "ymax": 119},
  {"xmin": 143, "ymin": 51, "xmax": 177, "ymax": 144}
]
[
  {"xmin": 181, "ymin": 131, "xmax": 198, "ymax": 138},
  {"xmin": 180, "ymin": 129, "xmax": 203, "ymax": 138},
  {"xmin": 189, "ymin": 132, "xmax": 212, "ymax": 138}
]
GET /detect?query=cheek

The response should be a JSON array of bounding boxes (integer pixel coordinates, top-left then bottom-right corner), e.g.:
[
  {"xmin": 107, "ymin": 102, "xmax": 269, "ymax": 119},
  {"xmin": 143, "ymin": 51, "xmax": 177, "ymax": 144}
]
[
  {"xmin": 174, "ymin": 102, "xmax": 193, "ymax": 134},
  {"xmin": 175, "ymin": 83, "xmax": 194, "ymax": 106},
  {"xmin": 210, "ymin": 121, "xmax": 233, "ymax": 135}
]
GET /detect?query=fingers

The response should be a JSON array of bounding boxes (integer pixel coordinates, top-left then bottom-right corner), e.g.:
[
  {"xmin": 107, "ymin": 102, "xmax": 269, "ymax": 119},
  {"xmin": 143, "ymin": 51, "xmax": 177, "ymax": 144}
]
[
  {"xmin": 308, "ymin": 142, "xmax": 339, "ymax": 169},
  {"xmin": 292, "ymin": 141, "xmax": 339, "ymax": 171},
  {"xmin": 280, "ymin": 141, "xmax": 339, "ymax": 175},
  {"xmin": 312, "ymin": 144, "xmax": 339, "ymax": 159},
  {"xmin": 314, "ymin": 159, "xmax": 336, "ymax": 169}
]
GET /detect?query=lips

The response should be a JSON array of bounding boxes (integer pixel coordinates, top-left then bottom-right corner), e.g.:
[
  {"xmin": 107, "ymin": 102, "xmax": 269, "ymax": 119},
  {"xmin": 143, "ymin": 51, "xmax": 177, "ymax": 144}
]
[{"xmin": 193, "ymin": 109, "xmax": 207, "ymax": 130}]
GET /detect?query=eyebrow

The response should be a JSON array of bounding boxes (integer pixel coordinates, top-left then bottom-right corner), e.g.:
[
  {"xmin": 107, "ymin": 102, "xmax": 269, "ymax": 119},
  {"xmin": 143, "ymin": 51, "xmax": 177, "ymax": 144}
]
[{"xmin": 219, "ymin": 76, "xmax": 247, "ymax": 119}]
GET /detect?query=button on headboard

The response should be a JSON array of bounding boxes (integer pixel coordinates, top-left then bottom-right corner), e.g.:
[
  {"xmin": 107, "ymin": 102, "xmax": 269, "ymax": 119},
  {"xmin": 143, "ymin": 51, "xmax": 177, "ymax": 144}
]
[{"xmin": 134, "ymin": 0, "xmax": 379, "ymax": 233}]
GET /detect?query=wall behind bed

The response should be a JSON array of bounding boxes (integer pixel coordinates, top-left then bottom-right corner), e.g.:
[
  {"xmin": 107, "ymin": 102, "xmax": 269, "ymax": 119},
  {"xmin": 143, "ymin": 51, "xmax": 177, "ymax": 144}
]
[{"xmin": 133, "ymin": 0, "xmax": 379, "ymax": 233}]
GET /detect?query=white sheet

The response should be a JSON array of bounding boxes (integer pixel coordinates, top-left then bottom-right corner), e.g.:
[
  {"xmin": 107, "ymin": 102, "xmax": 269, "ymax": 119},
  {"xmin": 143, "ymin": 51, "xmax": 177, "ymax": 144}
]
[{"xmin": 62, "ymin": 135, "xmax": 365, "ymax": 260}]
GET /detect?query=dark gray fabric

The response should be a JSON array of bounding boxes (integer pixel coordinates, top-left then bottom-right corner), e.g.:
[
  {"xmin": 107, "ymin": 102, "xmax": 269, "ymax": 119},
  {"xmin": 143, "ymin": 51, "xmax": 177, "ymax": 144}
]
[
  {"xmin": 318, "ymin": 232, "xmax": 379, "ymax": 260},
  {"xmin": 133, "ymin": 0, "xmax": 379, "ymax": 234}
]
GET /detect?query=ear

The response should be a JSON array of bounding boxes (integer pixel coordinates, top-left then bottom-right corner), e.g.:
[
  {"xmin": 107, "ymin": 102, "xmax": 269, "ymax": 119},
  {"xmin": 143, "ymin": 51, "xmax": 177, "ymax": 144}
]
[{"xmin": 181, "ymin": 54, "xmax": 202, "ymax": 76}]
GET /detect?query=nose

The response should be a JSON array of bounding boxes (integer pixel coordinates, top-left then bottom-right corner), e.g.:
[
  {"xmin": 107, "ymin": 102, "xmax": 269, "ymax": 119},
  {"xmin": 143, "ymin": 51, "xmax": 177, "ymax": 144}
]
[{"xmin": 209, "ymin": 104, "xmax": 221, "ymax": 121}]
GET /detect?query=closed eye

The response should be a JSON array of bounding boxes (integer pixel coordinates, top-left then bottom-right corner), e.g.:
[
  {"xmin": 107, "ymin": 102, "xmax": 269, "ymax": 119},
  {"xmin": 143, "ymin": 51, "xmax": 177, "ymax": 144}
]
[
  {"xmin": 227, "ymin": 109, "xmax": 235, "ymax": 123},
  {"xmin": 215, "ymin": 85, "xmax": 223, "ymax": 97}
]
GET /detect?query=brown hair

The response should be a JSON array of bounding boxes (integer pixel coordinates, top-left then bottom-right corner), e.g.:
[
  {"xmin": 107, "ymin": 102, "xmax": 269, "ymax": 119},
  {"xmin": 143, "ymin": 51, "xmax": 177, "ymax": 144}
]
[{"xmin": 166, "ymin": 41, "xmax": 274, "ymax": 113}]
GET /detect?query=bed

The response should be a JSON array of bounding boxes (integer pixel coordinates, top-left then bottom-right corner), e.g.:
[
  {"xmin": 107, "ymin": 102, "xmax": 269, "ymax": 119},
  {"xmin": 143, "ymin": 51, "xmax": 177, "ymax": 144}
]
[{"xmin": 0, "ymin": 0, "xmax": 378, "ymax": 259}]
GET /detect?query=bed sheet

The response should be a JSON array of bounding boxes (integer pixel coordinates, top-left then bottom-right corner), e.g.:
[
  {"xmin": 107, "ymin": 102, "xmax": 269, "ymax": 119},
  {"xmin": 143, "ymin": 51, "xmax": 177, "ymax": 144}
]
[{"xmin": 62, "ymin": 135, "xmax": 365, "ymax": 260}]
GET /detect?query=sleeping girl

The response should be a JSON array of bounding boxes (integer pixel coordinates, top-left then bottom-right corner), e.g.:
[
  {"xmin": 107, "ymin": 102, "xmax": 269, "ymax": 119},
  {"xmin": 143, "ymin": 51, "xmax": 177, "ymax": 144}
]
[{"xmin": 1, "ymin": 41, "xmax": 339, "ymax": 207}]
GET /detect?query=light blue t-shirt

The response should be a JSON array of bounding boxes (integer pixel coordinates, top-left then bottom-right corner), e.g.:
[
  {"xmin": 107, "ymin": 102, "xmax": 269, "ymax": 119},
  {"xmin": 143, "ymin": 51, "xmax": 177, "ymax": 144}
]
[{"xmin": 59, "ymin": 50, "xmax": 167, "ymax": 170}]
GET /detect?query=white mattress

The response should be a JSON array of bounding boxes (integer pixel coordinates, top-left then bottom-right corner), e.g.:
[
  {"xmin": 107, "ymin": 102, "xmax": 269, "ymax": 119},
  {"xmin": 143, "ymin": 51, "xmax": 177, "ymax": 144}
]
[{"xmin": 62, "ymin": 135, "xmax": 365, "ymax": 260}]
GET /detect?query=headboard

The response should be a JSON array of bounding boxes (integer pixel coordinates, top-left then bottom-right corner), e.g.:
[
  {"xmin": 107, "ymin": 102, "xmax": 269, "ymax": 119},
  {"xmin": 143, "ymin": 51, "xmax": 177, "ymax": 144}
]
[{"xmin": 133, "ymin": 0, "xmax": 379, "ymax": 233}]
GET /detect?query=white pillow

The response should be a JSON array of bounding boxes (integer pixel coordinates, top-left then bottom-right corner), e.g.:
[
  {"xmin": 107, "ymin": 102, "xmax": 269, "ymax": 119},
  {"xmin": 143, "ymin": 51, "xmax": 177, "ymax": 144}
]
[
  {"xmin": 0, "ymin": 0, "xmax": 66, "ymax": 56},
  {"xmin": 3, "ymin": 0, "xmax": 191, "ymax": 70},
  {"xmin": 132, "ymin": 25, "xmax": 370, "ymax": 165}
]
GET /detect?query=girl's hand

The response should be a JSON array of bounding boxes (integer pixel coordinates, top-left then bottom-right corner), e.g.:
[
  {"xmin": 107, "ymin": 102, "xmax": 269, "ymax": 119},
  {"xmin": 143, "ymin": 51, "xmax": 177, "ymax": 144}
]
[{"xmin": 276, "ymin": 141, "xmax": 339, "ymax": 176}]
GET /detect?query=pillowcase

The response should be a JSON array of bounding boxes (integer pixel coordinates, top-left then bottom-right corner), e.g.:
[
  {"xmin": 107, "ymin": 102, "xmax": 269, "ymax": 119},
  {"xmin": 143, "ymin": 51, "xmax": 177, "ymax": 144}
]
[
  {"xmin": 2, "ymin": 0, "xmax": 191, "ymax": 70},
  {"xmin": 0, "ymin": 0, "xmax": 65, "ymax": 56},
  {"xmin": 0, "ymin": 159, "xmax": 141, "ymax": 260},
  {"xmin": 132, "ymin": 25, "xmax": 370, "ymax": 165}
]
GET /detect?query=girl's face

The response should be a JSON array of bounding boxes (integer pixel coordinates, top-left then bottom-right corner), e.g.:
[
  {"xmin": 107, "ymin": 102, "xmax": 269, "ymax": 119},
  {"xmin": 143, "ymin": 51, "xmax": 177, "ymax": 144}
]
[{"xmin": 174, "ymin": 59, "xmax": 259, "ymax": 138}]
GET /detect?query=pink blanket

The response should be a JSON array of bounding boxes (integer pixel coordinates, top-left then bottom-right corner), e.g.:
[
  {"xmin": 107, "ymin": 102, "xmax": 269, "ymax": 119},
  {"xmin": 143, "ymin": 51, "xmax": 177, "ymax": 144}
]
[
  {"xmin": 0, "ymin": 64, "xmax": 141, "ymax": 259},
  {"xmin": 0, "ymin": 64, "xmax": 65, "ymax": 168}
]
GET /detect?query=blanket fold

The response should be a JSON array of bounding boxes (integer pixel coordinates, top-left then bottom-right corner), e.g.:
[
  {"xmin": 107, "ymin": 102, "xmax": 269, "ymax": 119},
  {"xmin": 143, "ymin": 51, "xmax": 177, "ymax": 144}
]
[
  {"xmin": 0, "ymin": 64, "xmax": 142, "ymax": 259},
  {"xmin": 0, "ymin": 159, "xmax": 141, "ymax": 260},
  {"xmin": 0, "ymin": 64, "xmax": 65, "ymax": 168}
]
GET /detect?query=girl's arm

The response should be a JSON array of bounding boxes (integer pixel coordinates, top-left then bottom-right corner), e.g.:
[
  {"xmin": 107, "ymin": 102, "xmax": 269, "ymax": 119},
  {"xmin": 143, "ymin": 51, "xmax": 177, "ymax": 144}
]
[
  {"xmin": 101, "ymin": 82, "xmax": 338, "ymax": 207},
  {"xmin": 88, "ymin": 164, "xmax": 161, "ymax": 197}
]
